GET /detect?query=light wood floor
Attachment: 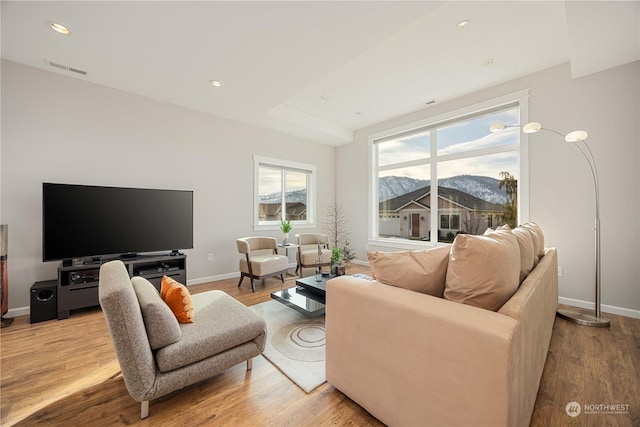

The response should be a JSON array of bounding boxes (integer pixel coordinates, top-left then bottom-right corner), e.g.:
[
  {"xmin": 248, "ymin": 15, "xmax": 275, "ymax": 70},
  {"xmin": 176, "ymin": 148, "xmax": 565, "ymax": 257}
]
[{"xmin": 1, "ymin": 264, "xmax": 639, "ymax": 426}]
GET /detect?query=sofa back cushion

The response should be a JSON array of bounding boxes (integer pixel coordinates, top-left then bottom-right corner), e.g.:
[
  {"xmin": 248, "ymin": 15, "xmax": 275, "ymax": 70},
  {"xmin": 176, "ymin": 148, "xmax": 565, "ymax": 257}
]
[
  {"xmin": 132, "ymin": 276, "xmax": 182, "ymax": 349},
  {"xmin": 444, "ymin": 229, "xmax": 520, "ymax": 311},
  {"xmin": 523, "ymin": 222, "xmax": 545, "ymax": 259},
  {"xmin": 501, "ymin": 225, "xmax": 535, "ymax": 284},
  {"xmin": 367, "ymin": 246, "xmax": 450, "ymax": 297}
]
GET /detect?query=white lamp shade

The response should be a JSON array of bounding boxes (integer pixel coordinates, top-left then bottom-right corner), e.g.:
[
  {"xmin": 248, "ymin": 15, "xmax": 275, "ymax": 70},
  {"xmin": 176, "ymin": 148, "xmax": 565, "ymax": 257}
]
[
  {"xmin": 522, "ymin": 122, "xmax": 542, "ymax": 133},
  {"xmin": 565, "ymin": 130, "xmax": 589, "ymax": 142},
  {"xmin": 489, "ymin": 123, "xmax": 506, "ymax": 133}
]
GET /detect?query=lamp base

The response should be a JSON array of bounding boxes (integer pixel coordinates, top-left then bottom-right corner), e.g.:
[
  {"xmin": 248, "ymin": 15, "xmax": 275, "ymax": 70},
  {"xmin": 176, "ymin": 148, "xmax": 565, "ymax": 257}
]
[{"xmin": 557, "ymin": 307, "xmax": 610, "ymax": 328}]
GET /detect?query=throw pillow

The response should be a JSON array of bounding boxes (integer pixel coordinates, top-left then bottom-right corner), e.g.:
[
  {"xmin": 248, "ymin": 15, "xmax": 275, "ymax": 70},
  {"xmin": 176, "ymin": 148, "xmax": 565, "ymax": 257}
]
[
  {"xmin": 523, "ymin": 222, "xmax": 545, "ymax": 259},
  {"xmin": 444, "ymin": 229, "xmax": 520, "ymax": 311},
  {"xmin": 132, "ymin": 276, "xmax": 181, "ymax": 349},
  {"xmin": 367, "ymin": 246, "xmax": 450, "ymax": 297},
  {"xmin": 511, "ymin": 226, "xmax": 536, "ymax": 284},
  {"xmin": 161, "ymin": 275, "xmax": 194, "ymax": 323}
]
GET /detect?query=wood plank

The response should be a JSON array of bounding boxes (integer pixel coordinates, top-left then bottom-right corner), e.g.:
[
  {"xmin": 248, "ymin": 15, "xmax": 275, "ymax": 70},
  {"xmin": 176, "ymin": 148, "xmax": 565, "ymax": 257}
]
[{"xmin": 1, "ymin": 265, "xmax": 638, "ymax": 426}]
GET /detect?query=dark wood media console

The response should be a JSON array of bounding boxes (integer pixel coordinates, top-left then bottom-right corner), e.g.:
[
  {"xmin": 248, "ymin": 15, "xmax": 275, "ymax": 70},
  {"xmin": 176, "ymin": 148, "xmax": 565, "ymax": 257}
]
[{"xmin": 57, "ymin": 254, "xmax": 186, "ymax": 319}]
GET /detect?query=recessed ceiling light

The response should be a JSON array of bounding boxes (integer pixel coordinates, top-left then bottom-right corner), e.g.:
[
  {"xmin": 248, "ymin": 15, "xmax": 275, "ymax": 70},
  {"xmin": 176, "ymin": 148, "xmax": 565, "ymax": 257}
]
[
  {"xmin": 355, "ymin": 111, "xmax": 363, "ymax": 115},
  {"xmin": 456, "ymin": 20, "xmax": 470, "ymax": 30},
  {"xmin": 482, "ymin": 58, "xmax": 495, "ymax": 66},
  {"xmin": 209, "ymin": 80, "xmax": 223, "ymax": 87},
  {"xmin": 48, "ymin": 21, "xmax": 71, "ymax": 35},
  {"xmin": 321, "ymin": 95, "xmax": 329, "ymax": 100}
]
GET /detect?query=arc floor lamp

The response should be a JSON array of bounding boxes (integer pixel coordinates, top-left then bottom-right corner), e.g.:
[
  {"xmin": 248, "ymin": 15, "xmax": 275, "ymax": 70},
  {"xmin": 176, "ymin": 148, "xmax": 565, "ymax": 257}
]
[{"xmin": 490, "ymin": 121, "xmax": 610, "ymax": 328}]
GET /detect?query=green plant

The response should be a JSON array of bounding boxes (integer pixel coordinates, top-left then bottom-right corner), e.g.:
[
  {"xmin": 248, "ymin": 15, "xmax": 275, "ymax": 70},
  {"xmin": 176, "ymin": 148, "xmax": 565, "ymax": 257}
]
[
  {"xmin": 280, "ymin": 219, "xmax": 292, "ymax": 233},
  {"xmin": 331, "ymin": 246, "xmax": 343, "ymax": 265},
  {"xmin": 341, "ymin": 240, "xmax": 356, "ymax": 264}
]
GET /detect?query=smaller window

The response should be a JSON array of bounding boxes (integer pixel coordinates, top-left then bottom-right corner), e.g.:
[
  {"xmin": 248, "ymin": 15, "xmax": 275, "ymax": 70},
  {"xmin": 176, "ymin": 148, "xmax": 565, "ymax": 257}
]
[
  {"xmin": 487, "ymin": 214, "xmax": 493, "ymax": 228},
  {"xmin": 440, "ymin": 215, "xmax": 449, "ymax": 229},
  {"xmin": 451, "ymin": 214, "xmax": 460, "ymax": 229},
  {"xmin": 254, "ymin": 156, "xmax": 316, "ymax": 230}
]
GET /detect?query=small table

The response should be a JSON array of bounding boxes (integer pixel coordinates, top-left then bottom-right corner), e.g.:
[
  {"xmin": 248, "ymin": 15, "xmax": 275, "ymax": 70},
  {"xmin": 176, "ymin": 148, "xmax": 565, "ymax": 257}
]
[
  {"xmin": 277, "ymin": 243, "xmax": 300, "ymax": 278},
  {"xmin": 271, "ymin": 274, "xmax": 334, "ymax": 318}
]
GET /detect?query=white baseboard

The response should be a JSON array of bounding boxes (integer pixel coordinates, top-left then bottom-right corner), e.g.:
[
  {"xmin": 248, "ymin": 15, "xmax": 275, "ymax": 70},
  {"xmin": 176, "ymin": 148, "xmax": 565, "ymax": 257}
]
[
  {"xmin": 187, "ymin": 263, "xmax": 298, "ymax": 286},
  {"xmin": 187, "ymin": 271, "xmax": 240, "ymax": 286},
  {"xmin": 6, "ymin": 306, "xmax": 30, "ymax": 318},
  {"xmin": 558, "ymin": 296, "xmax": 640, "ymax": 319}
]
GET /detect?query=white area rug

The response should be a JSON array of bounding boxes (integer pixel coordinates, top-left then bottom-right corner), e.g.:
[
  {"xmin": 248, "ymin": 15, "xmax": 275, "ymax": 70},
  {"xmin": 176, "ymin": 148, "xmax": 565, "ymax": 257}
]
[{"xmin": 249, "ymin": 300, "xmax": 326, "ymax": 393}]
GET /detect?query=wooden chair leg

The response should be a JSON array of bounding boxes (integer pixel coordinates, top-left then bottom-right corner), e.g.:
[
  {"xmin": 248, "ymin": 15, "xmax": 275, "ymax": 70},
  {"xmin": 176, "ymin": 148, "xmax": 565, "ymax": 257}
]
[
  {"xmin": 247, "ymin": 358, "xmax": 253, "ymax": 371},
  {"xmin": 238, "ymin": 274, "xmax": 245, "ymax": 287},
  {"xmin": 280, "ymin": 273, "xmax": 285, "ymax": 283}
]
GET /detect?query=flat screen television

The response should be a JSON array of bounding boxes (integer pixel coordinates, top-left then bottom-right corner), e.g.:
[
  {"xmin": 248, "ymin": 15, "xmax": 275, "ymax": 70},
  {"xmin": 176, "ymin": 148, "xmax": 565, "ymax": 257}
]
[{"xmin": 43, "ymin": 183, "xmax": 194, "ymax": 262}]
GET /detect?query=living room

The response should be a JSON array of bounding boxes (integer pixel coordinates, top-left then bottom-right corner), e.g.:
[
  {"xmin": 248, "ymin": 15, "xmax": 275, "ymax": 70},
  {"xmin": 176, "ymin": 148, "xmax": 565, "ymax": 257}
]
[{"xmin": 2, "ymin": 1, "xmax": 639, "ymax": 426}]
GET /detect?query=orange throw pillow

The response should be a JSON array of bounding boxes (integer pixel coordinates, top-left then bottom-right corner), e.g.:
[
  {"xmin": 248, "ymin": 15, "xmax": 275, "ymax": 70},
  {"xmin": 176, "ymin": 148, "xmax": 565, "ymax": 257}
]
[{"xmin": 161, "ymin": 276, "xmax": 194, "ymax": 323}]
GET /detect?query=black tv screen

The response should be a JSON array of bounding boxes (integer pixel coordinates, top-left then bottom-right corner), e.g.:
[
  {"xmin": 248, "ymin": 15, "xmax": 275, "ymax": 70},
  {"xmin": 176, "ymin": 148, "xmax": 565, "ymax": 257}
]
[{"xmin": 43, "ymin": 183, "xmax": 194, "ymax": 262}]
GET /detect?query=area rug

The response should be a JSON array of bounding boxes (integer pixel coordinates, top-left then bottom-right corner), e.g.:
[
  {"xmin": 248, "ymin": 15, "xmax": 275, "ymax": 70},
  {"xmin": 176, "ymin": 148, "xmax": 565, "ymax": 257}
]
[{"xmin": 249, "ymin": 300, "xmax": 326, "ymax": 393}]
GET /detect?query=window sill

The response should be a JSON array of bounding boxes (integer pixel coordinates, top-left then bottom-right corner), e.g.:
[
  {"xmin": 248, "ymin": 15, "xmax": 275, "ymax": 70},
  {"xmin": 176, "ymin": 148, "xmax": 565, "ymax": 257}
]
[
  {"xmin": 367, "ymin": 238, "xmax": 450, "ymax": 251},
  {"xmin": 253, "ymin": 223, "xmax": 317, "ymax": 232}
]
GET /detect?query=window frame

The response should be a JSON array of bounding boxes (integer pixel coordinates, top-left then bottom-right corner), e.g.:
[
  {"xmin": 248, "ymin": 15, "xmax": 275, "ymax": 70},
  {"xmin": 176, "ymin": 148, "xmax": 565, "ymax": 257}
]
[
  {"xmin": 368, "ymin": 90, "xmax": 530, "ymax": 250},
  {"xmin": 253, "ymin": 155, "xmax": 317, "ymax": 231}
]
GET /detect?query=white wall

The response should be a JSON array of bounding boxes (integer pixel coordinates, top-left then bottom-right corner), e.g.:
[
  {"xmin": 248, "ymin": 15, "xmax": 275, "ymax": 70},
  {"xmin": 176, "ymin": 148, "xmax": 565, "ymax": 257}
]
[
  {"xmin": 338, "ymin": 61, "xmax": 640, "ymax": 315},
  {"xmin": 1, "ymin": 59, "xmax": 336, "ymax": 313}
]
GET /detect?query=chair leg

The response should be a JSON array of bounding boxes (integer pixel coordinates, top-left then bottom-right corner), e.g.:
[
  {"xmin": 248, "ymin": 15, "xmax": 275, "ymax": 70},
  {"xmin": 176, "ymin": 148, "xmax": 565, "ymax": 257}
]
[
  {"xmin": 141, "ymin": 400, "xmax": 149, "ymax": 419},
  {"xmin": 238, "ymin": 274, "xmax": 245, "ymax": 287},
  {"xmin": 280, "ymin": 273, "xmax": 285, "ymax": 283},
  {"xmin": 247, "ymin": 358, "xmax": 253, "ymax": 371},
  {"xmin": 250, "ymin": 276, "xmax": 256, "ymax": 292}
]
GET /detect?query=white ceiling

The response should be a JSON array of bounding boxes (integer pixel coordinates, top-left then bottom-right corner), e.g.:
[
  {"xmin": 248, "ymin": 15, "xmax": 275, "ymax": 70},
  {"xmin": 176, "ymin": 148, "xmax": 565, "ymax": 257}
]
[{"xmin": 2, "ymin": 1, "xmax": 639, "ymax": 146}]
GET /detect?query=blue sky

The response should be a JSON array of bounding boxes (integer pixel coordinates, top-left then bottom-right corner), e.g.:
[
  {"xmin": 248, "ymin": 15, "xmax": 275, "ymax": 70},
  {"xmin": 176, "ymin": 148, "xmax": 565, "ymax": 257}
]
[{"xmin": 378, "ymin": 107, "xmax": 519, "ymax": 180}]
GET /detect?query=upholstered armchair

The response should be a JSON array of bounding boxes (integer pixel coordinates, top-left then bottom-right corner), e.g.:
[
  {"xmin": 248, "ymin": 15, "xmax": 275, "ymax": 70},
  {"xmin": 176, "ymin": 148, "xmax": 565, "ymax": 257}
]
[
  {"xmin": 295, "ymin": 233, "xmax": 331, "ymax": 276},
  {"xmin": 237, "ymin": 236, "xmax": 289, "ymax": 292},
  {"xmin": 99, "ymin": 260, "xmax": 266, "ymax": 419}
]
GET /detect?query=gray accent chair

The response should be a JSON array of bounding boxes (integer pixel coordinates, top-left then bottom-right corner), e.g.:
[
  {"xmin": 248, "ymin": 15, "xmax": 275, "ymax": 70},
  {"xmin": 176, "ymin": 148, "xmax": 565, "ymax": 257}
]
[
  {"xmin": 237, "ymin": 236, "xmax": 289, "ymax": 292},
  {"xmin": 98, "ymin": 260, "xmax": 266, "ymax": 419},
  {"xmin": 295, "ymin": 233, "xmax": 331, "ymax": 276}
]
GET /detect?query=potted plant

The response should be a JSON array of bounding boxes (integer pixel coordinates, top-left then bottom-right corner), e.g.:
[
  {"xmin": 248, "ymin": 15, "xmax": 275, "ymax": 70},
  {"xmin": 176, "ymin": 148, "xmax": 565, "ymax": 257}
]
[
  {"xmin": 331, "ymin": 246, "xmax": 345, "ymax": 276},
  {"xmin": 280, "ymin": 219, "xmax": 292, "ymax": 244}
]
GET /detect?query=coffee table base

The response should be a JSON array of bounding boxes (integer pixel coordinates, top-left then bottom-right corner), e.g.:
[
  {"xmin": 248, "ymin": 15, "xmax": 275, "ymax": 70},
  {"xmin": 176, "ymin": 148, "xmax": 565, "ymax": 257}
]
[{"xmin": 271, "ymin": 287, "xmax": 325, "ymax": 318}]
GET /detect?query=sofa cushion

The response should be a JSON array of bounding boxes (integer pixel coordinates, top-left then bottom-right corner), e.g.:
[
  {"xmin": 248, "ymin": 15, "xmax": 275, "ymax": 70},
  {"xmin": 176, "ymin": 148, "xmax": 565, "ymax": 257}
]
[
  {"xmin": 299, "ymin": 248, "xmax": 332, "ymax": 266},
  {"xmin": 131, "ymin": 276, "xmax": 181, "ymax": 350},
  {"xmin": 239, "ymin": 253, "xmax": 289, "ymax": 276},
  {"xmin": 444, "ymin": 229, "xmax": 520, "ymax": 311},
  {"xmin": 367, "ymin": 246, "xmax": 450, "ymax": 297},
  {"xmin": 498, "ymin": 225, "xmax": 535, "ymax": 284},
  {"xmin": 155, "ymin": 290, "xmax": 267, "ymax": 372},
  {"xmin": 161, "ymin": 275, "xmax": 194, "ymax": 323},
  {"xmin": 523, "ymin": 222, "xmax": 545, "ymax": 259}
]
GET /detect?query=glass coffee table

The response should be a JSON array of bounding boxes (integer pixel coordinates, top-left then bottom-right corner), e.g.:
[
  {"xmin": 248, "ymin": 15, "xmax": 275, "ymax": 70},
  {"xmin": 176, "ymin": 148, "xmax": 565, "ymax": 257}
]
[{"xmin": 271, "ymin": 274, "xmax": 334, "ymax": 318}]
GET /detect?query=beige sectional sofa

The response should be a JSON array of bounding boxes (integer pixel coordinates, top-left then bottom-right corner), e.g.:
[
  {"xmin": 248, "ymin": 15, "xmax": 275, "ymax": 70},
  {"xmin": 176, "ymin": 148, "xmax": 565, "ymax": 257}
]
[{"xmin": 326, "ymin": 225, "xmax": 558, "ymax": 427}]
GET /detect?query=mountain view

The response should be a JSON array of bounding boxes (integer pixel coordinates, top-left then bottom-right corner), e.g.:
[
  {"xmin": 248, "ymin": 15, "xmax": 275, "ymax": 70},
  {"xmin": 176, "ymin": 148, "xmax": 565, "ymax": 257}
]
[
  {"xmin": 259, "ymin": 175, "xmax": 509, "ymax": 206},
  {"xmin": 379, "ymin": 175, "xmax": 508, "ymax": 205},
  {"xmin": 259, "ymin": 188, "xmax": 307, "ymax": 204}
]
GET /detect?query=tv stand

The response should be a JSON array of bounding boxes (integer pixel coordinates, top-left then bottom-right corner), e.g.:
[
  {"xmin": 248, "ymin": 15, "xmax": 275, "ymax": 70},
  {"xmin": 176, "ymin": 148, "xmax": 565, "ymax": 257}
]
[{"xmin": 56, "ymin": 253, "xmax": 186, "ymax": 319}]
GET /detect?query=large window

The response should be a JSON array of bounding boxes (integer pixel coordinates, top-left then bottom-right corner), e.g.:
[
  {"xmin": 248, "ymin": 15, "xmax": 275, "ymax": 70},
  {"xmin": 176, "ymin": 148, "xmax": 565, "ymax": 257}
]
[
  {"xmin": 370, "ymin": 92, "xmax": 528, "ymax": 246},
  {"xmin": 254, "ymin": 156, "xmax": 316, "ymax": 229}
]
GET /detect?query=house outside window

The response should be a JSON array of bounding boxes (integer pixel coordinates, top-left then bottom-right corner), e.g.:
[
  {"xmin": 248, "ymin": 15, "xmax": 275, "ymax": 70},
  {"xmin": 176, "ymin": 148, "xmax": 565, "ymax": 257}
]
[
  {"xmin": 254, "ymin": 156, "xmax": 316, "ymax": 230},
  {"xmin": 370, "ymin": 91, "xmax": 529, "ymax": 247}
]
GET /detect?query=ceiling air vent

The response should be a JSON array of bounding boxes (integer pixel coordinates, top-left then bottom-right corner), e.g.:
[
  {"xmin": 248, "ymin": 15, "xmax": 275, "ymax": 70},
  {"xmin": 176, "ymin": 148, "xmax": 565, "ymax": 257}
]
[{"xmin": 45, "ymin": 59, "xmax": 87, "ymax": 76}]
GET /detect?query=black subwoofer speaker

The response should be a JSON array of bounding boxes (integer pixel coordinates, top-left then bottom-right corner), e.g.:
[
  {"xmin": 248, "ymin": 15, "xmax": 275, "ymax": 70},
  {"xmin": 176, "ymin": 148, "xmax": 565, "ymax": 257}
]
[{"xmin": 30, "ymin": 280, "xmax": 57, "ymax": 324}]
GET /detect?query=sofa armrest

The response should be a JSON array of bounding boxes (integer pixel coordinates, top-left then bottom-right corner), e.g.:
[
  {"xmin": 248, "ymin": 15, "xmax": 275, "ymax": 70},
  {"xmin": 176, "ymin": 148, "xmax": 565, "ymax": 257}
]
[{"xmin": 326, "ymin": 277, "xmax": 518, "ymax": 427}]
